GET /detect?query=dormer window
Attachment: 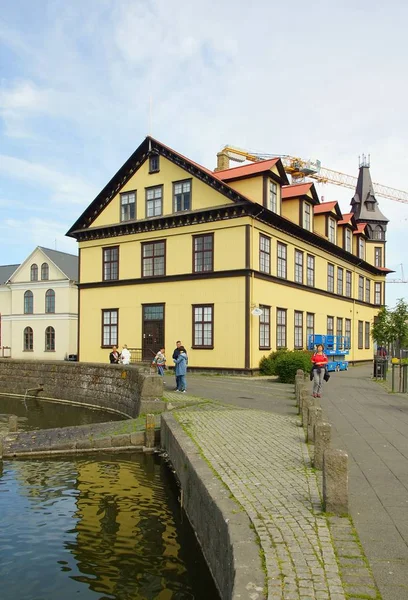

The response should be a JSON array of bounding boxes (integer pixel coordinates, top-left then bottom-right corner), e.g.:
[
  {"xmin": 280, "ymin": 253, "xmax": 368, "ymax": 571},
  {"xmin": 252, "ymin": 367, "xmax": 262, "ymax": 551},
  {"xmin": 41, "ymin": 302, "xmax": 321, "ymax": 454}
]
[
  {"xmin": 373, "ymin": 225, "xmax": 384, "ymax": 240},
  {"xmin": 358, "ymin": 237, "xmax": 365, "ymax": 260},
  {"xmin": 345, "ymin": 228, "xmax": 352, "ymax": 253},
  {"xmin": 328, "ymin": 217, "xmax": 336, "ymax": 243},
  {"xmin": 269, "ymin": 181, "xmax": 278, "ymax": 213},
  {"xmin": 149, "ymin": 154, "xmax": 160, "ymax": 173},
  {"xmin": 303, "ymin": 202, "xmax": 312, "ymax": 231},
  {"xmin": 366, "ymin": 201, "xmax": 375, "ymax": 212}
]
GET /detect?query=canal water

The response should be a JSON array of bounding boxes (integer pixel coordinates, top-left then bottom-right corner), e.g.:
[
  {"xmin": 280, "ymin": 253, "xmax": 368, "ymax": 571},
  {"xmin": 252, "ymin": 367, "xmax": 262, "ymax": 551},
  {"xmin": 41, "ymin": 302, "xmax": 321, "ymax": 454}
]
[
  {"xmin": 0, "ymin": 452, "xmax": 220, "ymax": 600},
  {"xmin": 0, "ymin": 394, "xmax": 124, "ymax": 432}
]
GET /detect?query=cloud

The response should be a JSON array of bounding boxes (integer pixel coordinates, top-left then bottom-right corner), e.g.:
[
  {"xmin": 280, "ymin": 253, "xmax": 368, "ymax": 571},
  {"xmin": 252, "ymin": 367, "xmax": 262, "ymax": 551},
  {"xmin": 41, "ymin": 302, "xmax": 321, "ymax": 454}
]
[{"xmin": 0, "ymin": 216, "xmax": 77, "ymax": 255}]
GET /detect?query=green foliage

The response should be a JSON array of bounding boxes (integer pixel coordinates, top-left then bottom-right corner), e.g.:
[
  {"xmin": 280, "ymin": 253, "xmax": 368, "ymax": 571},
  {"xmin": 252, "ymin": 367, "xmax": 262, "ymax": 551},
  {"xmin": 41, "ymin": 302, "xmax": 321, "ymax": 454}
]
[
  {"xmin": 372, "ymin": 299, "xmax": 408, "ymax": 355},
  {"xmin": 274, "ymin": 350, "xmax": 313, "ymax": 384},
  {"xmin": 259, "ymin": 349, "xmax": 289, "ymax": 375},
  {"xmin": 371, "ymin": 306, "xmax": 390, "ymax": 347}
]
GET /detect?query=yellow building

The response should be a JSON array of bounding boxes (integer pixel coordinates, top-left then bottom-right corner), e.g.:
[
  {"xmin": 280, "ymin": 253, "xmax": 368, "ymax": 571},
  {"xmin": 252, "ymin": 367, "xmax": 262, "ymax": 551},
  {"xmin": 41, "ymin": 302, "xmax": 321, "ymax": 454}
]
[{"xmin": 67, "ymin": 138, "xmax": 390, "ymax": 372}]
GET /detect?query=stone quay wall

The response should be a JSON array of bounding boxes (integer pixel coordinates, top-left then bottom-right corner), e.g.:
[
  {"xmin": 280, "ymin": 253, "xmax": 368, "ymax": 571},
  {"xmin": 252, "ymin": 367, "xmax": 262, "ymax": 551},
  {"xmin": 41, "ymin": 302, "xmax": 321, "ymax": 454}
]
[
  {"xmin": 0, "ymin": 359, "xmax": 164, "ymax": 418},
  {"xmin": 161, "ymin": 413, "xmax": 265, "ymax": 600}
]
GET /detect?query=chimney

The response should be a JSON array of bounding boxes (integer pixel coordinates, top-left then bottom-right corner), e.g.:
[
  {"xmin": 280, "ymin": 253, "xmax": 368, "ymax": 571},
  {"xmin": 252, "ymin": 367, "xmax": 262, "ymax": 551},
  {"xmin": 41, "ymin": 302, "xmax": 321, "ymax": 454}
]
[{"xmin": 215, "ymin": 151, "xmax": 230, "ymax": 172}]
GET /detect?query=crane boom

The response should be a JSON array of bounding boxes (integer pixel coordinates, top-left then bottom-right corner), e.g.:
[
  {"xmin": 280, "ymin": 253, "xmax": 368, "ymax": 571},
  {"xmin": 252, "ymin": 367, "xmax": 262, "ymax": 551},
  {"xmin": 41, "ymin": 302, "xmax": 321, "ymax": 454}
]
[{"xmin": 220, "ymin": 146, "xmax": 408, "ymax": 205}]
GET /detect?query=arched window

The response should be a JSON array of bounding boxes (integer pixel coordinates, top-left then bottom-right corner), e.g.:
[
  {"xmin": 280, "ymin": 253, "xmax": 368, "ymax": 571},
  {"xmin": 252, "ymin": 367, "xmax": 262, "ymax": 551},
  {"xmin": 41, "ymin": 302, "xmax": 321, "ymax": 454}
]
[
  {"xmin": 41, "ymin": 262, "xmax": 49, "ymax": 280},
  {"xmin": 24, "ymin": 327, "xmax": 33, "ymax": 351},
  {"xmin": 45, "ymin": 289, "xmax": 55, "ymax": 313},
  {"xmin": 24, "ymin": 290, "xmax": 34, "ymax": 314},
  {"xmin": 30, "ymin": 264, "xmax": 38, "ymax": 281},
  {"xmin": 373, "ymin": 225, "xmax": 384, "ymax": 240},
  {"xmin": 45, "ymin": 326, "xmax": 55, "ymax": 351}
]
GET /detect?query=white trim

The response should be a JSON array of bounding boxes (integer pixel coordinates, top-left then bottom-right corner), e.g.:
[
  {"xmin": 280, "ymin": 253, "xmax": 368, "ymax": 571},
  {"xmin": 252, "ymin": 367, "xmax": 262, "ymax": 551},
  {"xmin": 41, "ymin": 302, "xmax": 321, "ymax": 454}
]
[
  {"xmin": 2, "ymin": 313, "xmax": 78, "ymax": 321},
  {"xmin": 8, "ymin": 280, "xmax": 76, "ymax": 290}
]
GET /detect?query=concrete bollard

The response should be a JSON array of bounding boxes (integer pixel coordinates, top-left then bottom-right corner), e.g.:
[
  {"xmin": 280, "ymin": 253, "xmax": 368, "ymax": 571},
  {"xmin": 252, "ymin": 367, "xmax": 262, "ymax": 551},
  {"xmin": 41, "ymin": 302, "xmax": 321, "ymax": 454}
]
[
  {"xmin": 307, "ymin": 406, "xmax": 322, "ymax": 443},
  {"xmin": 314, "ymin": 422, "xmax": 332, "ymax": 470},
  {"xmin": 301, "ymin": 391, "xmax": 314, "ymax": 428},
  {"xmin": 299, "ymin": 387, "xmax": 309, "ymax": 417},
  {"xmin": 323, "ymin": 448, "xmax": 349, "ymax": 515},
  {"xmin": 8, "ymin": 415, "xmax": 18, "ymax": 432},
  {"xmin": 144, "ymin": 414, "xmax": 156, "ymax": 448},
  {"xmin": 295, "ymin": 370, "xmax": 305, "ymax": 407}
]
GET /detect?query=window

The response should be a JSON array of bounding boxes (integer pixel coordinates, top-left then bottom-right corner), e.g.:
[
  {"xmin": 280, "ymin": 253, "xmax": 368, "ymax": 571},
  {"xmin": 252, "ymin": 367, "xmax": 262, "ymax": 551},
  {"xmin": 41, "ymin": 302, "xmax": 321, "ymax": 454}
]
[
  {"xmin": 327, "ymin": 263, "xmax": 335, "ymax": 293},
  {"xmin": 345, "ymin": 228, "xmax": 352, "ymax": 253},
  {"xmin": 102, "ymin": 309, "xmax": 118, "ymax": 347},
  {"xmin": 23, "ymin": 326, "xmax": 33, "ymax": 351},
  {"xmin": 337, "ymin": 268, "xmax": 343, "ymax": 295},
  {"xmin": 306, "ymin": 313, "xmax": 315, "ymax": 343},
  {"xmin": 276, "ymin": 308, "xmax": 287, "ymax": 348},
  {"xmin": 365, "ymin": 279, "xmax": 371, "ymax": 303},
  {"xmin": 358, "ymin": 237, "xmax": 365, "ymax": 259},
  {"xmin": 294, "ymin": 311, "xmax": 303, "ymax": 349},
  {"xmin": 358, "ymin": 276, "xmax": 364, "ymax": 301},
  {"xmin": 41, "ymin": 263, "xmax": 49, "ymax": 280},
  {"xmin": 142, "ymin": 240, "xmax": 166, "ymax": 277},
  {"xmin": 345, "ymin": 319, "xmax": 351, "ymax": 348},
  {"xmin": 193, "ymin": 234, "xmax": 213, "ymax": 273},
  {"xmin": 149, "ymin": 153, "xmax": 160, "ymax": 173},
  {"xmin": 327, "ymin": 316, "xmax": 334, "ymax": 336},
  {"xmin": 24, "ymin": 290, "xmax": 33, "ymax": 314},
  {"xmin": 103, "ymin": 246, "xmax": 119, "ymax": 281},
  {"xmin": 294, "ymin": 250, "xmax": 303, "ymax": 284},
  {"xmin": 328, "ymin": 217, "xmax": 336, "ymax": 243},
  {"xmin": 366, "ymin": 201, "xmax": 375, "ymax": 212},
  {"xmin": 365, "ymin": 321, "xmax": 370, "ymax": 349},
  {"xmin": 358, "ymin": 321, "xmax": 364, "ymax": 349},
  {"xmin": 345, "ymin": 271, "xmax": 352, "ymax": 298},
  {"xmin": 374, "ymin": 282, "xmax": 382, "ymax": 305},
  {"xmin": 375, "ymin": 247, "xmax": 383, "ymax": 267},
  {"xmin": 259, "ymin": 305, "xmax": 271, "ymax": 349},
  {"xmin": 174, "ymin": 180, "xmax": 191, "ymax": 212},
  {"xmin": 30, "ymin": 264, "xmax": 38, "ymax": 281},
  {"xmin": 373, "ymin": 225, "xmax": 384, "ymax": 240},
  {"xmin": 45, "ymin": 326, "xmax": 55, "ymax": 351},
  {"xmin": 45, "ymin": 289, "xmax": 55, "ymax": 313},
  {"xmin": 259, "ymin": 235, "xmax": 271, "ymax": 274},
  {"xmin": 269, "ymin": 181, "xmax": 278, "ymax": 213},
  {"xmin": 120, "ymin": 191, "xmax": 136, "ymax": 221},
  {"xmin": 336, "ymin": 317, "xmax": 343, "ymax": 338},
  {"xmin": 193, "ymin": 305, "xmax": 213, "ymax": 348},
  {"xmin": 277, "ymin": 243, "xmax": 287, "ymax": 279},
  {"xmin": 303, "ymin": 202, "xmax": 312, "ymax": 231},
  {"xmin": 307, "ymin": 255, "xmax": 315, "ymax": 287},
  {"xmin": 146, "ymin": 186, "xmax": 163, "ymax": 217}
]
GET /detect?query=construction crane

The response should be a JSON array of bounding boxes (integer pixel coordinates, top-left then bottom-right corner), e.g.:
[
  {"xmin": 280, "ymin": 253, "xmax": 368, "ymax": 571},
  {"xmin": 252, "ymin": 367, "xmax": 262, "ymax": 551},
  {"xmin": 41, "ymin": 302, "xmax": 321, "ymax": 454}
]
[
  {"xmin": 386, "ymin": 264, "xmax": 408, "ymax": 284},
  {"xmin": 218, "ymin": 146, "xmax": 408, "ymax": 206}
]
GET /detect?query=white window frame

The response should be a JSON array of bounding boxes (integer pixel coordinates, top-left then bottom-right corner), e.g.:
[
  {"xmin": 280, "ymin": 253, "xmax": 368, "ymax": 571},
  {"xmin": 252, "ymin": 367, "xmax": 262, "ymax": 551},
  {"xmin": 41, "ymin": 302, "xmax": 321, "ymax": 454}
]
[
  {"xmin": 120, "ymin": 191, "xmax": 136, "ymax": 222},
  {"xmin": 269, "ymin": 180, "xmax": 278, "ymax": 213},
  {"xmin": 345, "ymin": 228, "xmax": 352, "ymax": 253},
  {"xmin": 328, "ymin": 217, "xmax": 336, "ymax": 243},
  {"xmin": 303, "ymin": 202, "xmax": 312, "ymax": 231}
]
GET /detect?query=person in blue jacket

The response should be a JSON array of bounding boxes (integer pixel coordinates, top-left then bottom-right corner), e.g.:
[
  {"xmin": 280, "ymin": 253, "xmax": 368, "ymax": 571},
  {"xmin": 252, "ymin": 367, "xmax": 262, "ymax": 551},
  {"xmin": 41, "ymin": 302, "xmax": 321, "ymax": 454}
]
[{"xmin": 174, "ymin": 346, "xmax": 188, "ymax": 392}]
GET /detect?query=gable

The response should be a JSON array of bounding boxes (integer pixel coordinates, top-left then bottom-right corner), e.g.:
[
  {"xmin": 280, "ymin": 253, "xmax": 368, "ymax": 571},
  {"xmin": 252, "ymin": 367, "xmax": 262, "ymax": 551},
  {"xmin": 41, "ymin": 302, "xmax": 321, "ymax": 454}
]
[
  {"xmin": 9, "ymin": 248, "xmax": 70, "ymax": 283},
  {"xmin": 91, "ymin": 153, "xmax": 235, "ymax": 229}
]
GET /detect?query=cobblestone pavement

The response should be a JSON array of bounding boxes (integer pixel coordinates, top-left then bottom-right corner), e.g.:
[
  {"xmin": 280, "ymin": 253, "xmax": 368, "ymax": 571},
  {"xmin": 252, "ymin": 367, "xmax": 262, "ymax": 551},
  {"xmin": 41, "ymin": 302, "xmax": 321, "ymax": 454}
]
[{"xmin": 176, "ymin": 404, "xmax": 347, "ymax": 600}]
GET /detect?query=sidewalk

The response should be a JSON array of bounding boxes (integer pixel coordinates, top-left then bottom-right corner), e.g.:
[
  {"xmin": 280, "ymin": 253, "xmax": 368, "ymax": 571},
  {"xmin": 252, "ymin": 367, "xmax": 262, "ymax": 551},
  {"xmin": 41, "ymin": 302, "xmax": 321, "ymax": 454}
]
[
  {"xmin": 167, "ymin": 383, "xmax": 379, "ymax": 600},
  {"xmin": 320, "ymin": 365, "xmax": 408, "ymax": 600}
]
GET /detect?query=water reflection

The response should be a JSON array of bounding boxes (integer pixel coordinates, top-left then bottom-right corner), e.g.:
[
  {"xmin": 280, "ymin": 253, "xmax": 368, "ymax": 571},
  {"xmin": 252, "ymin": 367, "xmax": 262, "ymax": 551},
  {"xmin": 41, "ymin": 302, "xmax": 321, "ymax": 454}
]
[
  {"xmin": 0, "ymin": 454, "xmax": 219, "ymax": 600},
  {"xmin": 0, "ymin": 394, "xmax": 123, "ymax": 432}
]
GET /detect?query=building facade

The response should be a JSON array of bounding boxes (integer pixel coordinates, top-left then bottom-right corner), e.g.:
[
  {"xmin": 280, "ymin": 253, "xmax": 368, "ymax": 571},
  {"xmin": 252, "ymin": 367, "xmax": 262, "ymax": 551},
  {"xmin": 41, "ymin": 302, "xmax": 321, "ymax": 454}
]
[
  {"xmin": 0, "ymin": 247, "xmax": 78, "ymax": 360},
  {"xmin": 67, "ymin": 138, "xmax": 390, "ymax": 371}
]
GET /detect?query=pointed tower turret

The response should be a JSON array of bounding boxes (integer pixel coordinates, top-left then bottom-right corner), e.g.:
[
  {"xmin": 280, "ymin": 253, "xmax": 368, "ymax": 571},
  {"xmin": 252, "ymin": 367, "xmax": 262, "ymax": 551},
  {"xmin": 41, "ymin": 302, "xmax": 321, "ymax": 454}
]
[{"xmin": 350, "ymin": 155, "xmax": 389, "ymax": 241}]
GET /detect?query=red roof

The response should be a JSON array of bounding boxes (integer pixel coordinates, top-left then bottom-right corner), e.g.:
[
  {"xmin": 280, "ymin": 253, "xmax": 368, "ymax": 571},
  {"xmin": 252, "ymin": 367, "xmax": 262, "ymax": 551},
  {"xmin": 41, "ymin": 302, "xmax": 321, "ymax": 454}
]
[
  {"xmin": 338, "ymin": 212, "xmax": 353, "ymax": 225},
  {"xmin": 282, "ymin": 182, "xmax": 314, "ymax": 199},
  {"xmin": 353, "ymin": 222, "xmax": 367, "ymax": 234},
  {"xmin": 313, "ymin": 201, "xmax": 338, "ymax": 215},
  {"xmin": 216, "ymin": 158, "xmax": 280, "ymax": 181}
]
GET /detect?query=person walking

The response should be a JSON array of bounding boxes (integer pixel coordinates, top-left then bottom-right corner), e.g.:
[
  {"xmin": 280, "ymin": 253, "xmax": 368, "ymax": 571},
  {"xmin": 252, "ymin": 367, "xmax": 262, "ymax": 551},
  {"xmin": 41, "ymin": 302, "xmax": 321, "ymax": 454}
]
[
  {"xmin": 120, "ymin": 344, "xmax": 131, "ymax": 365},
  {"xmin": 311, "ymin": 343, "xmax": 328, "ymax": 398},
  {"xmin": 172, "ymin": 341, "xmax": 182, "ymax": 390},
  {"xmin": 152, "ymin": 347, "xmax": 166, "ymax": 378},
  {"xmin": 174, "ymin": 346, "xmax": 188, "ymax": 392},
  {"xmin": 109, "ymin": 345, "xmax": 120, "ymax": 364}
]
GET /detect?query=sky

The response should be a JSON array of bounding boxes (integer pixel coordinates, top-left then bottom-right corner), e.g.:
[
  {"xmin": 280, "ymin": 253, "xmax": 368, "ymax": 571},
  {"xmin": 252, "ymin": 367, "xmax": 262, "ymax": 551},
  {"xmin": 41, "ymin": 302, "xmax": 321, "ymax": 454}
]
[{"xmin": 1, "ymin": 0, "xmax": 407, "ymax": 306}]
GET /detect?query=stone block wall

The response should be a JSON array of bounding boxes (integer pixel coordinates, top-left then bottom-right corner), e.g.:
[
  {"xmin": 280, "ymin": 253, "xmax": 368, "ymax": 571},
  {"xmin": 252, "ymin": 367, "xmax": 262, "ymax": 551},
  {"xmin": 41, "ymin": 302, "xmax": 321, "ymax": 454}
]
[{"xmin": 0, "ymin": 359, "xmax": 164, "ymax": 418}]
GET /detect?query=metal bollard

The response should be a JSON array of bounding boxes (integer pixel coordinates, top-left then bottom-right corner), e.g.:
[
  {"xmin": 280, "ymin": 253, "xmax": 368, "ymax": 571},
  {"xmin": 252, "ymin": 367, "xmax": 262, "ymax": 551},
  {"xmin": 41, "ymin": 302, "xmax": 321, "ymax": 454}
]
[
  {"xmin": 307, "ymin": 406, "xmax": 322, "ymax": 443},
  {"xmin": 144, "ymin": 414, "xmax": 156, "ymax": 448},
  {"xmin": 314, "ymin": 422, "xmax": 332, "ymax": 470},
  {"xmin": 323, "ymin": 448, "xmax": 349, "ymax": 515}
]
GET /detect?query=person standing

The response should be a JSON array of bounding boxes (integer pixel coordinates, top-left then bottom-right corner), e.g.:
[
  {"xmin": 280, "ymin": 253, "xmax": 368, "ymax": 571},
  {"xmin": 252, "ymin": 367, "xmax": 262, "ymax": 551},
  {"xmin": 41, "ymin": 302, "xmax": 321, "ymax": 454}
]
[
  {"xmin": 175, "ymin": 346, "xmax": 188, "ymax": 392},
  {"xmin": 311, "ymin": 344, "xmax": 328, "ymax": 398},
  {"xmin": 121, "ymin": 344, "xmax": 131, "ymax": 365},
  {"xmin": 109, "ymin": 345, "xmax": 120, "ymax": 364},
  {"xmin": 172, "ymin": 341, "xmax": 182, "ymax": 390},
  {"xmin": 152, "ymin": 348, "xmax": 166, "ymax": 378}
]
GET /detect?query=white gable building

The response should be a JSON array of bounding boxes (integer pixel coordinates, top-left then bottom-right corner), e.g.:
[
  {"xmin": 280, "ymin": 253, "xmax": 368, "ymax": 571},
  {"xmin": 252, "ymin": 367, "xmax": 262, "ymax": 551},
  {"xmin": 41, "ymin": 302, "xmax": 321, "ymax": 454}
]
[{"xmin": 0, "ymin": 247, "xmax": 78, "ymax": 360}]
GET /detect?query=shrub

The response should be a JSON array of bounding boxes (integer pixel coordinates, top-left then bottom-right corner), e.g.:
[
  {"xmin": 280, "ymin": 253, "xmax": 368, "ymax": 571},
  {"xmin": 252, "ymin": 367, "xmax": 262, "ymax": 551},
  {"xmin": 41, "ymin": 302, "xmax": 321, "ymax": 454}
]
[
  {"xmin": 259, "ymin": 349, "xmax": 289, "ymax": 375},
  {"xmin": 274, "ymin": 350, "xmax": 313, "ymax": 384}
]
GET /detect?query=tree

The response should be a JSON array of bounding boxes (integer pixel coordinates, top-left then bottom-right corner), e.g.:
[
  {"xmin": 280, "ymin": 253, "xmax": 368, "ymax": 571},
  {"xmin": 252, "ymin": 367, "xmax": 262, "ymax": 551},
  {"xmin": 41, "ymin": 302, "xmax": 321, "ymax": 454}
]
[
  {"xmin": 371, "ymin": 306, "xmax": 391, "ymax": 348},
  {"xmin": 389, "ymin": 299, "xmax": 408, "ymax": 356}
]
